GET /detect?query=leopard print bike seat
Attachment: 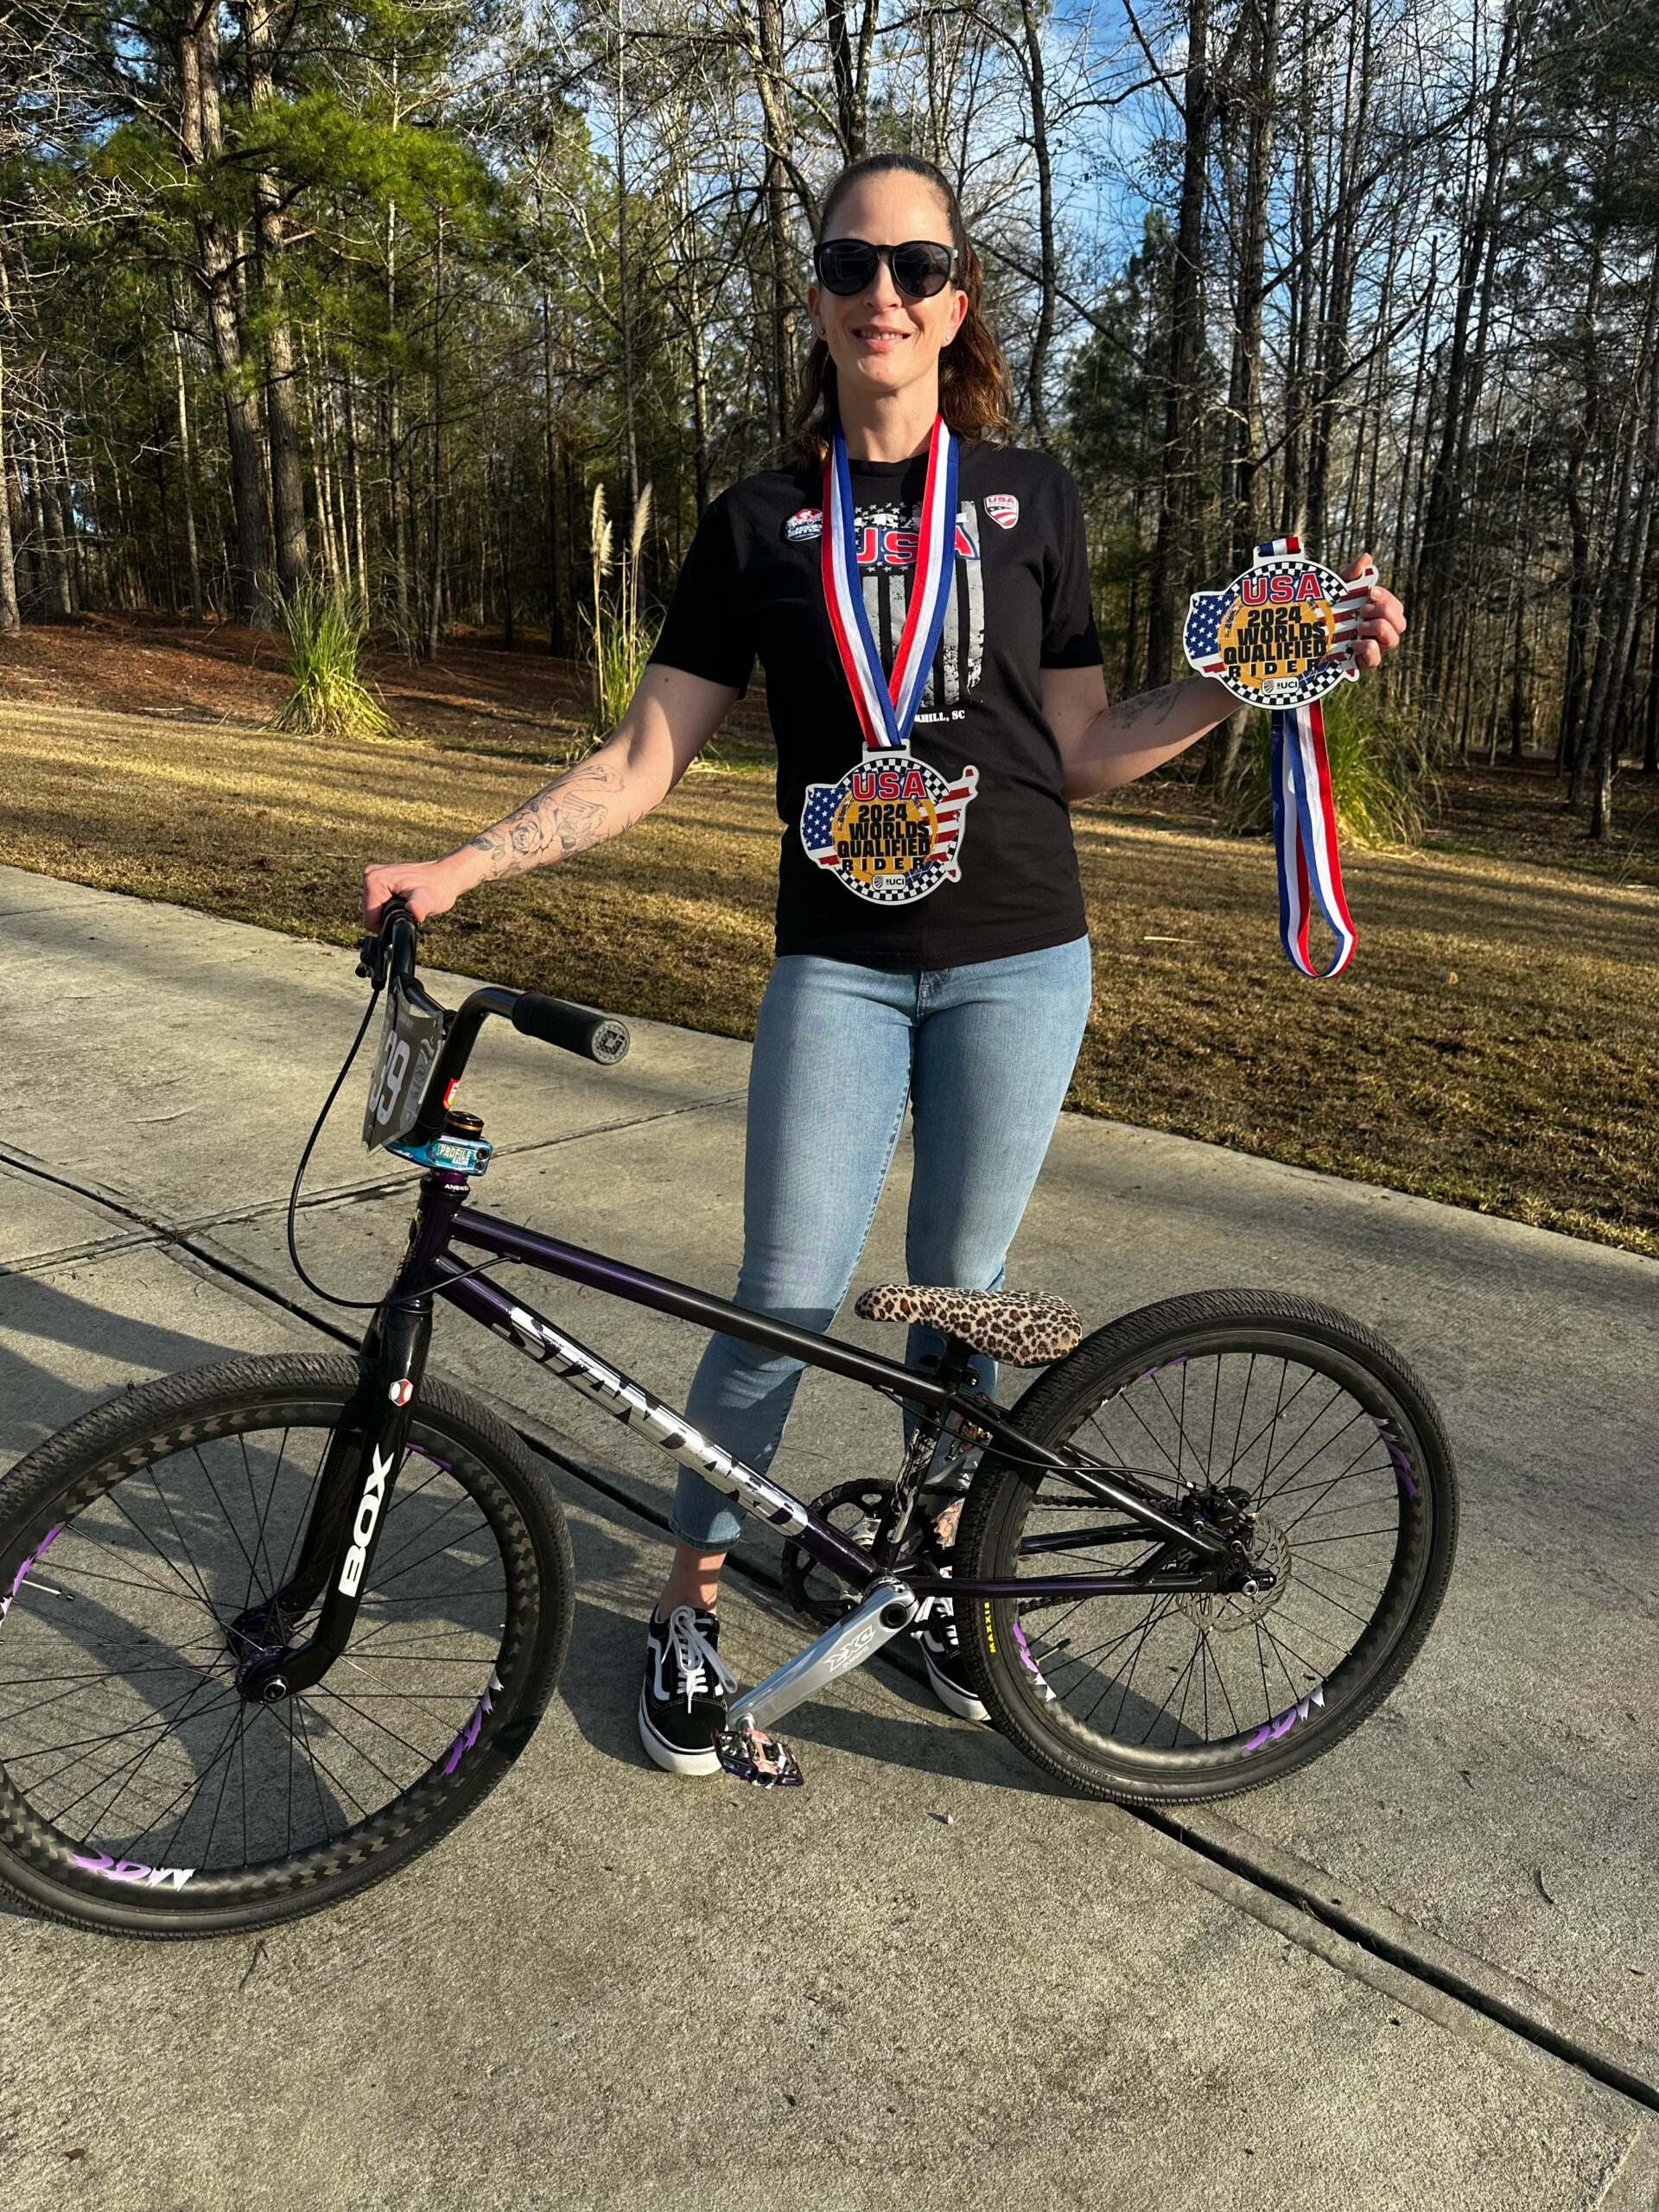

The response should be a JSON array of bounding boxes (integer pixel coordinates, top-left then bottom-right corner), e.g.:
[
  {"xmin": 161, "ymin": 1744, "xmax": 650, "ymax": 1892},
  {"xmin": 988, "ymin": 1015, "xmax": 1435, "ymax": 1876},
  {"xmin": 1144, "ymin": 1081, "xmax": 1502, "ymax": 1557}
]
[{"xmin": 852, "ymin": 1284, "xmax": 1083, "ymax": 1367}]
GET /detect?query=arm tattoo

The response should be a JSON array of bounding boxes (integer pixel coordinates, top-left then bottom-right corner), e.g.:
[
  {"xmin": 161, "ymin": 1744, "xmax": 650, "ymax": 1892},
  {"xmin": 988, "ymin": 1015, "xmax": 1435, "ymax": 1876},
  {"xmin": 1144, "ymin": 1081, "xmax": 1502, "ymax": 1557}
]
[
  {"xmin": 1106, "ymin": 680, "xmax": 1190, "ymax": 734},
  {"xmin": 467, "ymin": 755, "xmax": 632, "ymax": 880}
]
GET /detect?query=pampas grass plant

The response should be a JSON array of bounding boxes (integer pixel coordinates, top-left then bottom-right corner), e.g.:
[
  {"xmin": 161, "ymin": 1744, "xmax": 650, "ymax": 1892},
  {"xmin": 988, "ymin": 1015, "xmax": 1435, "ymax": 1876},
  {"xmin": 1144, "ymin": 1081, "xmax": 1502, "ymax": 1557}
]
[
  {"xmin": 584, "ymin": 482, "xmax": 659, "ymax": 744},
  {"xmin": 1224, "ymin": 681, "xmax": 1434, "ymax": 847},
  {"xmin": 269, "ymin": 582, "xmax": 394, "ymax": 741}
]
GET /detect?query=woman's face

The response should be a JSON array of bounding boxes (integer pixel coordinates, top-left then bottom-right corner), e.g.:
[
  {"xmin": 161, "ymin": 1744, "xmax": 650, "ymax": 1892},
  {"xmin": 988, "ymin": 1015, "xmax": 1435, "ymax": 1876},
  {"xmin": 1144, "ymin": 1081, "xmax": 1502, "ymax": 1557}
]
[{"xmin": 808, "ymin": 174, "xmax": 969, "ymax": 410}]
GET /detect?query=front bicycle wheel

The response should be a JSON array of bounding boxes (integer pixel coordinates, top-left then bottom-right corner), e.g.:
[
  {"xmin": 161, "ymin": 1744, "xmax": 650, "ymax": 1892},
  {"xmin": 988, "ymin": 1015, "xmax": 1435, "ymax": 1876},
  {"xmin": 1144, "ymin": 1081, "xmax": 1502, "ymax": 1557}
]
[
  {"xmin": 0, "ymin": 1353, "xmax": 573, "ymax": 1936},
  {"xmin": 955, "ymin": 1292, "xmax": 1458, "ymax": 1804}
]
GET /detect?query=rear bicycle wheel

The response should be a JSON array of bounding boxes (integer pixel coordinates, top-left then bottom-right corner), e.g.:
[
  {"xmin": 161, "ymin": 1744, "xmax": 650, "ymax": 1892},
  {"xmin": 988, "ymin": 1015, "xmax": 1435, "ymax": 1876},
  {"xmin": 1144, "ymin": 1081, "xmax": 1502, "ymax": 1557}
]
[
  {"xmin": 0, "ymin": 1353, "xmax": 574, "ymax": 1936},
  {"xmin": 955, "ymin": 1292, "xmax": 1458, "ymax": 1803}
]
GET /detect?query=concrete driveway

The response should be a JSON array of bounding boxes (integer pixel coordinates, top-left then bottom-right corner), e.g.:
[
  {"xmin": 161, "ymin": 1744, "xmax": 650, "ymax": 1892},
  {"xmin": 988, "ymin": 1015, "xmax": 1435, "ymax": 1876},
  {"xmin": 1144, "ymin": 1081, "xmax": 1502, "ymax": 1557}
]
[{"xmin": 1, "ymin": 863, "xmax": 1655, "ymax": 2210}]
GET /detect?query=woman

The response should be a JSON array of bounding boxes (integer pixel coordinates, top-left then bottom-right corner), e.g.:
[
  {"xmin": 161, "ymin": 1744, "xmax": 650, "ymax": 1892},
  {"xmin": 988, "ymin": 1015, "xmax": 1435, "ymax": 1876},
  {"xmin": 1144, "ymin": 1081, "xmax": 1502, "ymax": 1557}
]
[{"xmin": 364, "ymin": 152, "xmax": 1406, "ymax": 1778}]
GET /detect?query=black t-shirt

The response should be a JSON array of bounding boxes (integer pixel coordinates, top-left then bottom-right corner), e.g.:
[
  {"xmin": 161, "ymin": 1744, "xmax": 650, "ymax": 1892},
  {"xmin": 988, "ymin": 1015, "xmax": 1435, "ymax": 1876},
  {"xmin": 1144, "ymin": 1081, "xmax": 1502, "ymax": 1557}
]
[{"xmin": 650, "ymin": 441, "xmax": 1102, "ymax": 969}]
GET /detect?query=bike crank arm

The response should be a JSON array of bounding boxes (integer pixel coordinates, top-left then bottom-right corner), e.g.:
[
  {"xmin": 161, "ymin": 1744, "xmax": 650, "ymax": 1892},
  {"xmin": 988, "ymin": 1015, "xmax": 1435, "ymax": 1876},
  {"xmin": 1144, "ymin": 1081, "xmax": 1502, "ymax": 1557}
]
[{"xmin": 716, "ymin": 1580, "xmax": 919, "ymax": 1787}]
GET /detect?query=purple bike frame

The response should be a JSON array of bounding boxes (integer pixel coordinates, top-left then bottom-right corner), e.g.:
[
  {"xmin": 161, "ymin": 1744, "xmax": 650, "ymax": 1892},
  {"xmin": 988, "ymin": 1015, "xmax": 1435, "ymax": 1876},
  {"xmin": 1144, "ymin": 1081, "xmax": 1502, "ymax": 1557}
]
[{"xmin": 431, "ymin": 1202, "xmax": 1227, "ymax": 1601}]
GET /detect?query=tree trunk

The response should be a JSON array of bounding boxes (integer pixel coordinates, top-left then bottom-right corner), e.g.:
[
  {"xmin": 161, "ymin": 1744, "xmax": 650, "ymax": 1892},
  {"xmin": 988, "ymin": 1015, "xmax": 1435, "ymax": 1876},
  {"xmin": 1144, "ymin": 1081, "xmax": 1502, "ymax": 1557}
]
[
  {"xmin": 29, "ymin": 428, "xmax": 71, "ymax": 614},
  {"xmin": 1416, "ymin": 2, "xmax": 1518, "ymax": 690},
  {"xmin": 1573, "ymin": 385, "xmax": 1639, "ymax": 810},
  {"xmin": 1278, "ymin": 67, "xmax": 1318, "ymax": 537},
  {"xmin": 497, "ymin": 455, "xmax": 515, "ymax": 649},
  {"xmin": 615, "ymin": 3, "xmax": 640, "ymax": 515},
  {"xmin": 753, "ymin": 0, "xmax": 798, "ymax": 454},
  {"xmin": 343, "ymin": 357, "xmax": 366, "ymax": 601},
  {"xmin": 426, "ymin": 213, "xmax": 446, "ymax": 661},
  {"xmin": 1306, "ymin": 0, "xmax": 1372, "ymax": 548},
  {"xmin": 1147, "ymin": 0, "xmax": 1213, "ymax": 684},
  {"xmin": 303, "ymin": 325, "xmax": 340, "ymax": 589},
  {"xmin": 540, "ymin": 289, "xmax": 568, "ymax": 655},
  {"xmin": 0, "ymin": 324, "xmax": 17, "ymax": 634},
  {"xmin": 166, "ymin": 277, "xmax": 205, "ymax": 620},
  {"xmin": 824, "ymin": 0, "xmax": 877, "ymax": 159},
  {"xmin": 385, "ymin": 191, "xmax": 410, "ymax": 648},
  {"xmin": 5, "ymin": 435, "xmax": 30, "ymax": 605},
  {"xmin": 1557, "ymin": 189, "xmax": 1611, "ymax": 775},
  {"xmin": 1222, "ymin": 0, "xmax": 1277, "ymax": 570},
  {"xmin": 245, "ymin": 0, "xmax": 309, "ymax": 595},
  {"xmin": 1509, "ymin": 594, "xmax": 1527, "ymax": 761},
  {"xmin": 177, "ymin": 3, "xmax": 269, "ymax": 623},
  {"xmin": 1020, "ymin": 0, "xmax": 1058, "ymax": 448},
  {"xmin": 1588, "ymin": 252, "xmax": 1659, "ymax": 836}
]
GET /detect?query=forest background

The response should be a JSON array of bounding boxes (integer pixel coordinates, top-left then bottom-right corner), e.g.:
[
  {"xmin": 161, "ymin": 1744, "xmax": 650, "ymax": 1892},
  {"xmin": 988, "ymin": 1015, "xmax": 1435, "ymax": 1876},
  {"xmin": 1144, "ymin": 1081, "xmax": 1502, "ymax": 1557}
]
[
  {"xmin": 2, "ymin": 0, "xmax": 1658, "ymax": 1262},
  {"xmin": 3, "ymin": 0, "xmax": 1658, "ymax": 832}
]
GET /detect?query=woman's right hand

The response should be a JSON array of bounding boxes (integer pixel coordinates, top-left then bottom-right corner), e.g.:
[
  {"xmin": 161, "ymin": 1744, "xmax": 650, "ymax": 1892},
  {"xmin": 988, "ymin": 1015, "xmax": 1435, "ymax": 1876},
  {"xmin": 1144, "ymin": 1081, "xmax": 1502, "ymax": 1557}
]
[{"xmin": 362, "ymin": 854, "xmax": 471, "ymax": 931}]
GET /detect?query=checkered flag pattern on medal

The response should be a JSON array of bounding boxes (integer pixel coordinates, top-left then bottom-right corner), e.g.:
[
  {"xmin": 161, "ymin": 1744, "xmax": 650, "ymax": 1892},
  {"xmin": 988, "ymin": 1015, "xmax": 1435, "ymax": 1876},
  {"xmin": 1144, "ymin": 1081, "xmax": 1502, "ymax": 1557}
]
[{"xmin": 1186, "ymin": 560, "xmax": 1376, "ymax": 699}]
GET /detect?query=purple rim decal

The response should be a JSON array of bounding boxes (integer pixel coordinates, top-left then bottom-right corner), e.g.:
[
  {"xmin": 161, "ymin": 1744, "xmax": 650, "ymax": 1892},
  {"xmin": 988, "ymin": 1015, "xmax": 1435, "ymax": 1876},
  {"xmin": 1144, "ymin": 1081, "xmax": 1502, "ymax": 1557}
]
[
  {"xmin": 1375, "ymin": 1421, "xmax": 1418, "ymax": 1498},
  {"xmin": 1011, "ymin": 1617, "xmax": 1057, "ymax": 1704},
  {"xmin": 1242, "ymin": 1682, "xmax": 1325, "ymax": 1751},
  {"xmin": 0, "ymin": 1525, "xmax": 63, "ymax": 1626},
  {"xmin": 442, "ymin": 1667, "xmax": 503, "ymax": 1774},
  {"xmin": 72, "ymin": 1852, "xmax": 194, "ymax": 1891},
  {"xmin": 404, "ymin": 1445, "xmax": 454, "ymax": 1472}
]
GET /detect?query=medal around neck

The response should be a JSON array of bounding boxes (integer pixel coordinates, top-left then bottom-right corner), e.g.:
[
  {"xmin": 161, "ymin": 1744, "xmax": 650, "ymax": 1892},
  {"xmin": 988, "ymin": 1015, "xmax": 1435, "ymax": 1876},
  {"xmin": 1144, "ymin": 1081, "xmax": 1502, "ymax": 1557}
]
[
  {"xmin": 800, "ymin": 417, "xmax": 979, "ymax": 905},
  {"xmin": 1184, "ymin": 536, "xmax": 1379, "ymax": 979}
]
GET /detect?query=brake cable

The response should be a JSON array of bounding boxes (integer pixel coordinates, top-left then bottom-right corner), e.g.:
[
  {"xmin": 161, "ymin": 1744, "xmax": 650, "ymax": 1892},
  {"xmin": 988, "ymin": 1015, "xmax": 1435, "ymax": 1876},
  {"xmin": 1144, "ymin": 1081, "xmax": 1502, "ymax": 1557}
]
[
  {"xmin": 284, "ymin": 982, "xmax": 389, "ymax": 1312},
  {"xmin": 286, "ymin": 965, "xmax": 520, "ymax": 1314}
]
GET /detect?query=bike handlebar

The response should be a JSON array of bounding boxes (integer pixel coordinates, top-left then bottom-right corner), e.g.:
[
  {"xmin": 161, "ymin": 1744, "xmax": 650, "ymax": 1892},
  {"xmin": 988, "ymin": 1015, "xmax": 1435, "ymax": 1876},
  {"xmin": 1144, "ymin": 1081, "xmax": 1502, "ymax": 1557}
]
[
  {"xmin": 512, "ymin": 992, "xmax": 632, "ymax": 1065},
  {"xmin": 358, "ymin": 897, "xmax": 632, "ymax": 1148}
]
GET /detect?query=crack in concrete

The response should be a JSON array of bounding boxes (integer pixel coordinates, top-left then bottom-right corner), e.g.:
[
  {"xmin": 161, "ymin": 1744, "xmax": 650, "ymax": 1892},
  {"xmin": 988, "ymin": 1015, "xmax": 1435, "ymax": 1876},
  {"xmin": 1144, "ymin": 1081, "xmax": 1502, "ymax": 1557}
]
[{"xmin": 0, "ymin": 1087, "xmax": 745, "ymax": 1270}]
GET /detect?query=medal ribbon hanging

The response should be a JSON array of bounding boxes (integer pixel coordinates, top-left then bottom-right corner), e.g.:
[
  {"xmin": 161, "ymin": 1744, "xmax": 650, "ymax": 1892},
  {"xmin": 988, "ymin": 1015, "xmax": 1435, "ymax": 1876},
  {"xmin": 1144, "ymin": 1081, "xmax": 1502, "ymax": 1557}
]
[
  {"xmin": 1259, "ymin": 534, "xmax": 1364, "ymax": 979},
  {"xmin": 821, "ymin": 416, "xmax": 959, "ymax": 751}
]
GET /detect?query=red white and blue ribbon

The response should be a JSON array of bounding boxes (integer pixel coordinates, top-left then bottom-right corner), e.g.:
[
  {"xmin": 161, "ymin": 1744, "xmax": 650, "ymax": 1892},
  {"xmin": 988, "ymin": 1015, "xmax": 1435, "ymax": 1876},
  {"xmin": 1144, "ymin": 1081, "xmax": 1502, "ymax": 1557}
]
[
  {"xmin": 822, "ymin": 416, "xmax": 959, "ymax": 752},
  {"xmin": 1257, "ymin": 535, "xmax": 1363, "ymax": 977},
  {"xmin": 1273, "ymin": 695, "xmax": 1356, "ymax": 977}
]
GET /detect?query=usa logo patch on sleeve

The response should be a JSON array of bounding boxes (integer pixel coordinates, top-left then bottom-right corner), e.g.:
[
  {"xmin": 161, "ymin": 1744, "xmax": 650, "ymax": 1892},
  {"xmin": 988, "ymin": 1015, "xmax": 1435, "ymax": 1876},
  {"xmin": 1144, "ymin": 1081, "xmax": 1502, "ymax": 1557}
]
[
  {"xmin": 983, "ymin": 494, "xmax": 1019, "ymax": 530},
  {"xmin": 785, "ymin": 508, "xmax": 823, "ymax": 542}
]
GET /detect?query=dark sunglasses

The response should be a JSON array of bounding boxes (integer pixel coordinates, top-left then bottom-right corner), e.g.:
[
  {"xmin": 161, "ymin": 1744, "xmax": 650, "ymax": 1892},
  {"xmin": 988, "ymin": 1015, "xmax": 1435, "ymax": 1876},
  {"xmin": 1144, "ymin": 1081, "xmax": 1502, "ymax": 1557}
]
[{"xmin": 813, "ymin": 237, "xmax": 959, "ymax": 300}]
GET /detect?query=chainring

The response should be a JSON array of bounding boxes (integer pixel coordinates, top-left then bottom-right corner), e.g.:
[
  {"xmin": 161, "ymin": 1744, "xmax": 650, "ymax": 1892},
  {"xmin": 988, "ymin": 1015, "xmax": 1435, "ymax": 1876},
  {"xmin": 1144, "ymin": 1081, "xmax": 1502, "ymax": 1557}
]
[{"xmin": 781, "ymin": 1480, "xmax": 893, "ymax": 1627}]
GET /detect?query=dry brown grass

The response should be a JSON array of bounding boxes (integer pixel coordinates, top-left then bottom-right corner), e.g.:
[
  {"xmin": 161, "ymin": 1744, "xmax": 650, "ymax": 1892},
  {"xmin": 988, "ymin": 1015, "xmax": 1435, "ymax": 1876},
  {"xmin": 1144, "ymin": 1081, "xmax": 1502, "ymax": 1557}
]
[{"xmin": 3, "ymin": 690, "xmax": 1656, "ymax": 1257}]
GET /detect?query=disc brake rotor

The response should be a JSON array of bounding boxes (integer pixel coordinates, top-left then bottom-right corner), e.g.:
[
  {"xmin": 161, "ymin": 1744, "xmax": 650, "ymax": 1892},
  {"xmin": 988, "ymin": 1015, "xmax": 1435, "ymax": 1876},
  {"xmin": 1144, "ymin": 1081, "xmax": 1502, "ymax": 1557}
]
[{"xmin": 1175, "ymin": 1513, "xmax": 1292, "ymax": 1632}]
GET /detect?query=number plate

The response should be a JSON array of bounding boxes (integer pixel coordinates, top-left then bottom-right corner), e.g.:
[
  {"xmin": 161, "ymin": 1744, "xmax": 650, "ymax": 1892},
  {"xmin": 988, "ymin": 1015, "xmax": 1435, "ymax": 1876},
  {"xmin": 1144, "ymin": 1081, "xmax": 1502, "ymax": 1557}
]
[{"xmin": 362, "ymin": 981, "xmax": 445, "ymax": 1150}]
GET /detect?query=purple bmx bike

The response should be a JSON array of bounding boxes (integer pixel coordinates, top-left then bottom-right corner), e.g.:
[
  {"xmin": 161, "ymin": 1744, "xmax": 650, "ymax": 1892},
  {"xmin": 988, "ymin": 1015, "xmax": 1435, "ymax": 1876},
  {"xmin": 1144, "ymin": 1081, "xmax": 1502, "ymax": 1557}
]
[{"xmin": 0, "ymin": 904, "xmax": 1457, "ymax": 1935}]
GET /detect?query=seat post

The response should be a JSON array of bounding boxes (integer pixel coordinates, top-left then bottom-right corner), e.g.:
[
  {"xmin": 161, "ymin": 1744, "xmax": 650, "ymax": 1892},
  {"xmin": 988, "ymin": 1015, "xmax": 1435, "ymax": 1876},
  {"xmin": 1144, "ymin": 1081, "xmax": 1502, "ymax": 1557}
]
[{"xmin": 934, "ymin": 1338, "xmax": 975, "ymax": 1393}]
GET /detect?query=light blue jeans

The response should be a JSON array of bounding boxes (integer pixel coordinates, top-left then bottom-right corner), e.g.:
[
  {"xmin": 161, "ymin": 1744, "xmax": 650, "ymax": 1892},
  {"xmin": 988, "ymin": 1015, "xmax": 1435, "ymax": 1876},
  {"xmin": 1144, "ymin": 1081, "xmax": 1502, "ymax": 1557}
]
[{"xmin": 672, "ymin": 936, "xmax": 1093, "ymax": 1550}]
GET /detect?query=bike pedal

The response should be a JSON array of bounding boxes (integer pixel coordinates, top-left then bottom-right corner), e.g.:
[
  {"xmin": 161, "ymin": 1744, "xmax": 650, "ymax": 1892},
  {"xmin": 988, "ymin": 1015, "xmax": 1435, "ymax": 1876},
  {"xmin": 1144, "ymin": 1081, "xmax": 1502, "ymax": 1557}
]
[{"xmin": 715, "ymin": 1718, "xmax": 803, "ymax": 1789}]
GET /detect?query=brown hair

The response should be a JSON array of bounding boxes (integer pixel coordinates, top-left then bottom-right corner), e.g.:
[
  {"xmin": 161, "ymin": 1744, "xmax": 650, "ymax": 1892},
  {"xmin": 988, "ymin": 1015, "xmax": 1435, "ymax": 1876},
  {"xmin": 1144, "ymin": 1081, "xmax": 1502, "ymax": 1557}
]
[{"xmin": 790, "ymin": 153, "xmax": 1016, "ymax": 471}]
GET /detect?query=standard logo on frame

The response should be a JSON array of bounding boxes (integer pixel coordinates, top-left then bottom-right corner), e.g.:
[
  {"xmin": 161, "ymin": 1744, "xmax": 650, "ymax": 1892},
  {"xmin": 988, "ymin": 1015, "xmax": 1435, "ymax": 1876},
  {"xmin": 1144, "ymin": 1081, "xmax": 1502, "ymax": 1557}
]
[{"xmin": 1184, "ymin": 551, "xmax": 1357, "ymax": 708}]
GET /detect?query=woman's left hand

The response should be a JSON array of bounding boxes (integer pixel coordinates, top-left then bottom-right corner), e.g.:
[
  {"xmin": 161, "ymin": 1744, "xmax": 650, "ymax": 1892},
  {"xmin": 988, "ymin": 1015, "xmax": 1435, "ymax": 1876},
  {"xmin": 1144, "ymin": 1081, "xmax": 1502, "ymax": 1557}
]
[{"xmin": 1344, "ymin": 554, "xmax": 1408, "ymax": 671}]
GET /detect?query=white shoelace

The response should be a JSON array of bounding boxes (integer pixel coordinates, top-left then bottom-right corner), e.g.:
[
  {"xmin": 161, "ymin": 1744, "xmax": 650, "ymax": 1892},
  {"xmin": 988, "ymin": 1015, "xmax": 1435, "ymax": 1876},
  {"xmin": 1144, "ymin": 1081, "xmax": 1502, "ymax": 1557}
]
[{"xmin": 664, "ymin": 1604, "xmax": 737, "ymax": 1712}]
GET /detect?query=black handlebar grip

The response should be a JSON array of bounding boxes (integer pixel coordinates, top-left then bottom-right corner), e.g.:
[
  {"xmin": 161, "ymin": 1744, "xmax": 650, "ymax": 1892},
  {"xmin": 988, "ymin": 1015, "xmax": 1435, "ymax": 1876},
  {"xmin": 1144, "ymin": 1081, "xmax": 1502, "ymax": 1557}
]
[{"xmin": 511, "ymin": 992, "xmax": 631, "ymax": 1065}]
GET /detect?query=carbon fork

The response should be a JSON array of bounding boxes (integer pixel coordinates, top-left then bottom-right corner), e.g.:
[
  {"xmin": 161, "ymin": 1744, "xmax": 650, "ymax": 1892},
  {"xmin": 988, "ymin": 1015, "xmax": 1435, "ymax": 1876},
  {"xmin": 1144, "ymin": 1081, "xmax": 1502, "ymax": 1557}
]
[{"xmin": 236, "ymin": 1169, "xmax": 467, "ymax": 1702}]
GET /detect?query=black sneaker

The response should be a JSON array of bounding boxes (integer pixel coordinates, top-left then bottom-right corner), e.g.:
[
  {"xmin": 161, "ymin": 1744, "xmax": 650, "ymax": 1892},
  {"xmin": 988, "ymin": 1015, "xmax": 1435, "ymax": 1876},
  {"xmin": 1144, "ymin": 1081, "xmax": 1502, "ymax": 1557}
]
[
  {"xmin": 639, "ymin": 1605, "xmax": 737, "ymax": 1777},
  {"xmin": 917, "ymin": 1595, "xmax": 989, "ymax": 1725}
]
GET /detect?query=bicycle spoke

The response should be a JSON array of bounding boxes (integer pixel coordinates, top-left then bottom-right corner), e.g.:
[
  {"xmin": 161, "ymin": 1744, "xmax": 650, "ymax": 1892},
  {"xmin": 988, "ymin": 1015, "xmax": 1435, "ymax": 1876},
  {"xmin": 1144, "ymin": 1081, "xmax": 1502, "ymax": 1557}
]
[
  {"xmin": 1001, "ymin": 1338, "xmax": 1432, "ymax": 1758},
  {"xmin": 0, "ymin": 1408, "xmax": 518, "ymax": 1890}
]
